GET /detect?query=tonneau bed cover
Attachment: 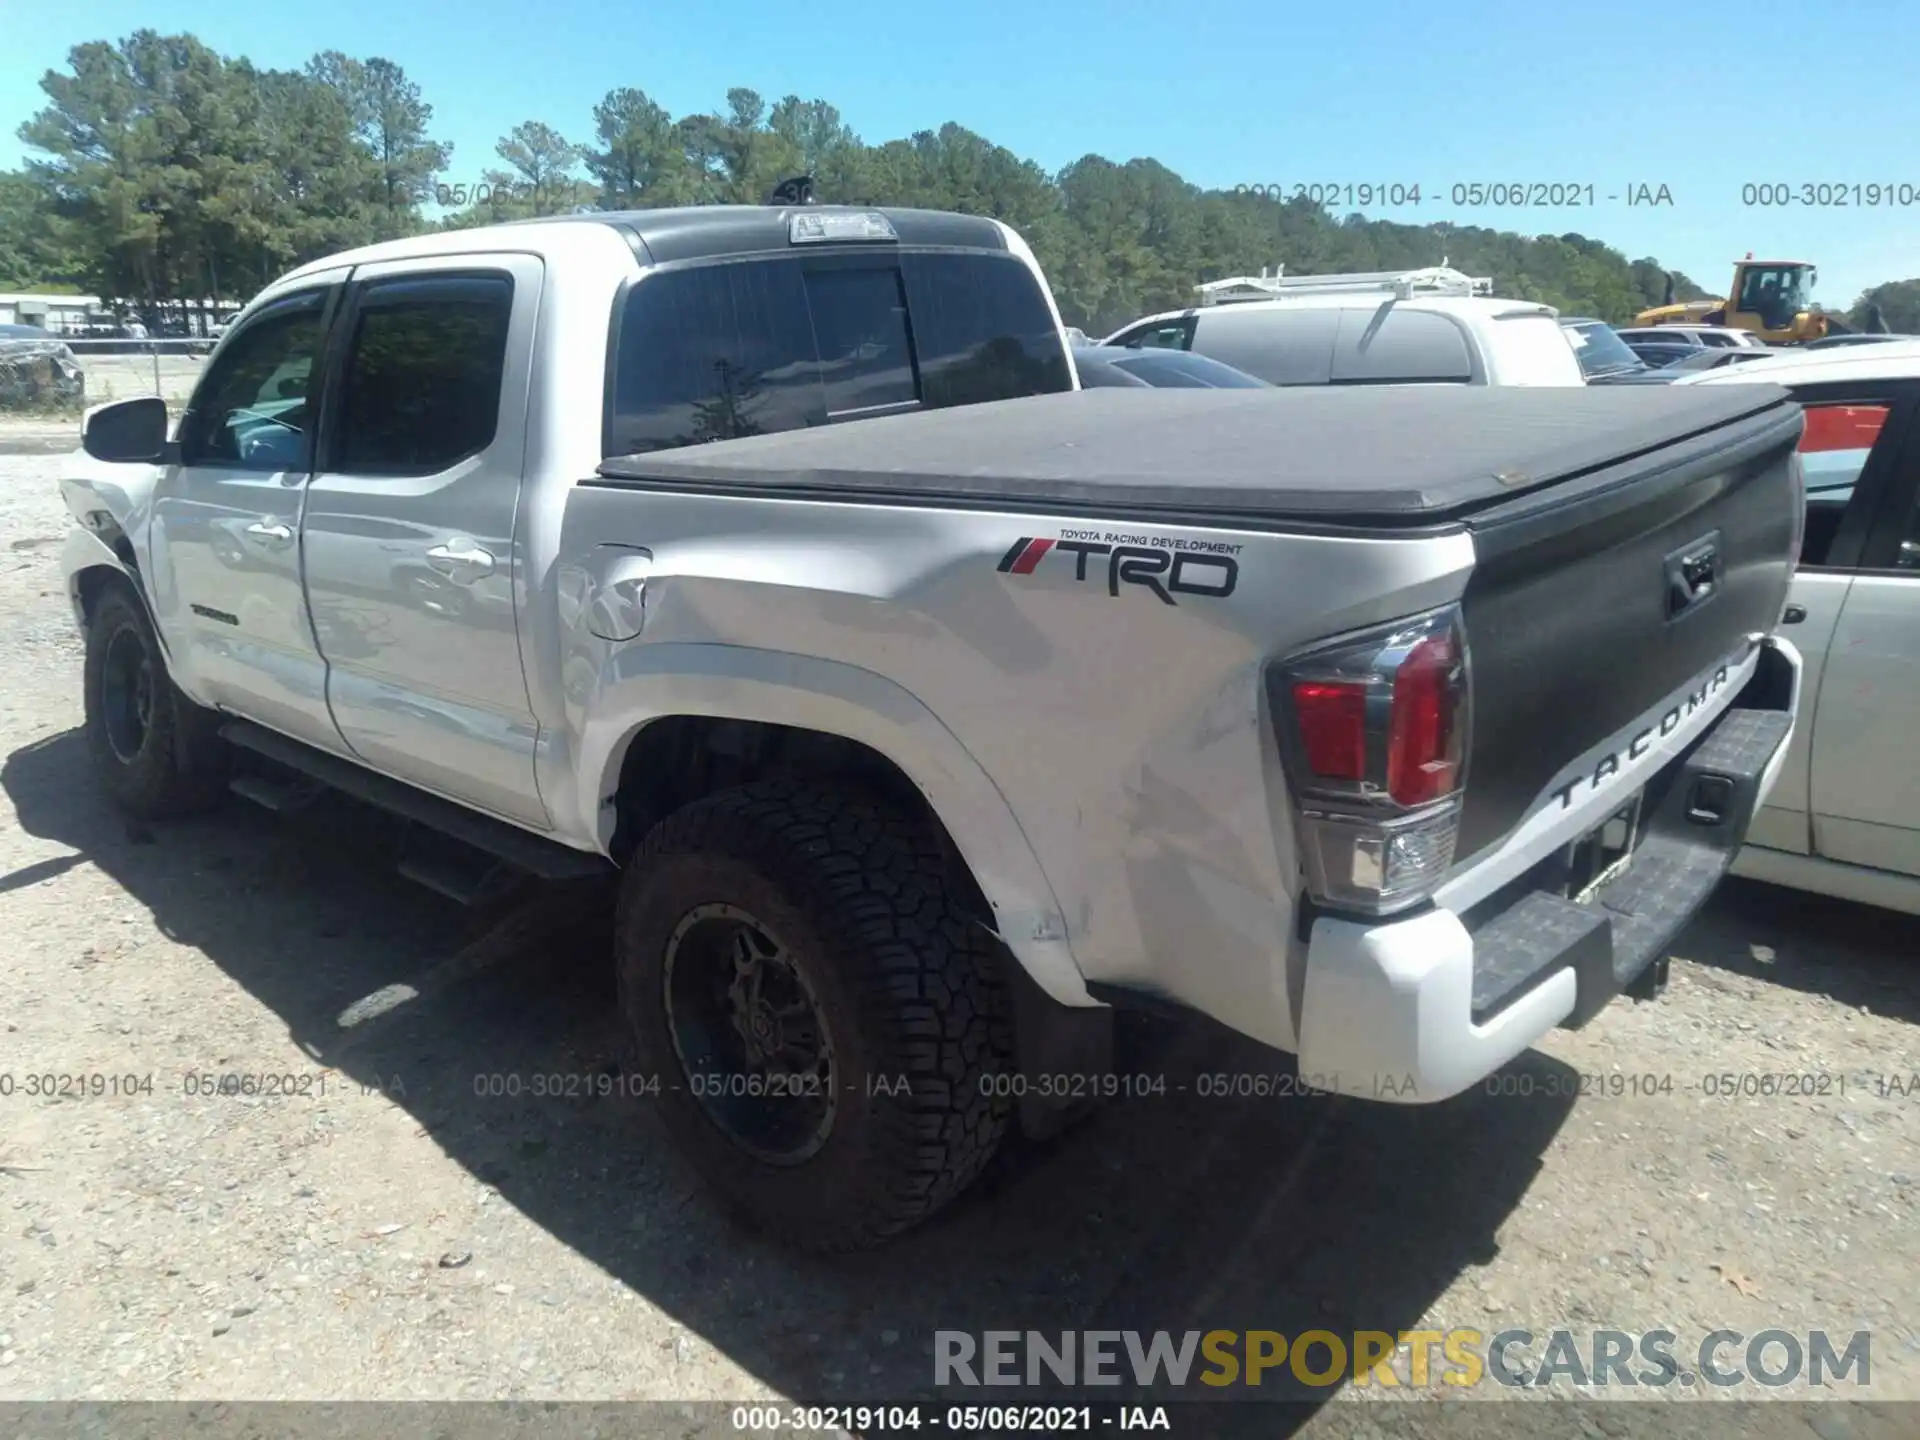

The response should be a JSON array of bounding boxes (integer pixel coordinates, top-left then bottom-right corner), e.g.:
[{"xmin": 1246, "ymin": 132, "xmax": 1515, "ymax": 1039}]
[{"xmin": 593, "ymin": 384, "xmax": 1800, "ymax": 527}]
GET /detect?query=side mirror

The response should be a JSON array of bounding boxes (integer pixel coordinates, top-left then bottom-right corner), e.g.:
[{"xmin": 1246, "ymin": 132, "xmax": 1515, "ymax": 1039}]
[{"xmin": 81, "ymin": 396, "xmax": 170, "ymax": 464}]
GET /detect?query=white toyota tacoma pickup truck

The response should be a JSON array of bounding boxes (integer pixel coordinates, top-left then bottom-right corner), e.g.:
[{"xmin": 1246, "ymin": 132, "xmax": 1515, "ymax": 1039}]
[{"xmin": 60, "ymin": 202, "xmax": 1807, "ymax": 1250}]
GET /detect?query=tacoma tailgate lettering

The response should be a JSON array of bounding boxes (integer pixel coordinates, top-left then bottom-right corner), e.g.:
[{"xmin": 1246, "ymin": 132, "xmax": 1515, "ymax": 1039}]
[{"xmin": 1552, "ymin": 663, "xmax": 1732, "ymax": 810}]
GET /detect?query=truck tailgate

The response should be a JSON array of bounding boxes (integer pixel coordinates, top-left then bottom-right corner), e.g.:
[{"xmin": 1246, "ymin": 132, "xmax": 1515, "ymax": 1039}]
[{"xmin": 1451, "ymin": 400, "xmax": 1803, "ymax": 860}]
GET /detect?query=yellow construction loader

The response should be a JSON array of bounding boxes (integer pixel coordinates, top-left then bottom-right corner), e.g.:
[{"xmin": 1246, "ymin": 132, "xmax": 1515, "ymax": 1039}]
[{"xmin": 1633, "ymin": 256, "xmax": 1848, "ymax": 344}]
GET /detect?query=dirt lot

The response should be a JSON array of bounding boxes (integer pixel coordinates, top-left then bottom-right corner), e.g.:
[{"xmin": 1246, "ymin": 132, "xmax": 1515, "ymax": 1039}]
[{"xmin": 0, "ymin": 431, "xmax": 1915, "ymax": 1436}]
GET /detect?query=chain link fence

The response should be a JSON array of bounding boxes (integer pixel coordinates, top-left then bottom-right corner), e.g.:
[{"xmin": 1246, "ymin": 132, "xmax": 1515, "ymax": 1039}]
[{"xmin": 0, "ymin": 335, "xmax": 212, "ymax": 419}]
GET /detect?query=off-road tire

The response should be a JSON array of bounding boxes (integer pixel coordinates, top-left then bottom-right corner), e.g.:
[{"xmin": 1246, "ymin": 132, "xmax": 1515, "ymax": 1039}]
[
  {"xmin": 616, "ymin": 780, "xmax": 1015, "ymax": 1251},
  {"xmin": 83, "ymin": 584, "xmax": 227, "ymax": 819}
]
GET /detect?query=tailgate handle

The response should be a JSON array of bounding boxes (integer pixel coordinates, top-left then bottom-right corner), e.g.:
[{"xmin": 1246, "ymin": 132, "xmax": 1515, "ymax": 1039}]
[{"xmin": 1664, "ymin": 530, "xmax": 1723, "ymax": 622}]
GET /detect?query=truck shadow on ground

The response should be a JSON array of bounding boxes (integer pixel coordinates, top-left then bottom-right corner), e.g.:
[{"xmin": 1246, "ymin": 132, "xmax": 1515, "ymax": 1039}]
[
  {"xmin": 1677, "ymin": 876, "xmax": 1920, "ymax": 1026},
  {"xmin": 20, "ymin": 726, "xmax": 1878, "ymax": 1431}
]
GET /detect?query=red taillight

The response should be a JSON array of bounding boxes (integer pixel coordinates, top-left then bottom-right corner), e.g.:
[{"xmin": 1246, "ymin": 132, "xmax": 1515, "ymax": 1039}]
[
  {"xmin": 1270, "ymin": 605, "xmax": 1470, "ymax": 916},
  {"xmin": 1387, "ymin": 632, "xmax": 1461, "ymax": 806},
  {"xmin": 1292, "ymin": 680, "xmax": 1369, "ymax": 780}
]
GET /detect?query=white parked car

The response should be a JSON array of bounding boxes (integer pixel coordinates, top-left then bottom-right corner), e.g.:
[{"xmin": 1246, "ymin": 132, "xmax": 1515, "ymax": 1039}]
[
  {"xmin": 1618, "ymin": 325, "xmax": 1768, "ymax": 351},
  {"xmin": 1681, "ymin": 340, "xmax": 1920, "ymax": 913},
  {"xmin": 1104, "ymin": 267, "xmax": 1587, "ymax": 387}
]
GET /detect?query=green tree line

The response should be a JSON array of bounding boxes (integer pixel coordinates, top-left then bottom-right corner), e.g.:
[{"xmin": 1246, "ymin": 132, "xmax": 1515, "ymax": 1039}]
[{"xmin": 6, "ymin": 29, "xmax": 1916, "ymax": 336}]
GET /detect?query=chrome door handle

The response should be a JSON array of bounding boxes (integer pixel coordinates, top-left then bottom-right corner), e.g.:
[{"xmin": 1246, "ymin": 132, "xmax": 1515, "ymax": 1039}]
[
  {"xmin": 425, "ymin": 540, "xmax": 496, "ymax": 582},
  {"xmin": 1901, "ymin": 540, "xmax": 1920, "ymax": 569},
  {"xmin": 244, "ymin": 521, "xmax": 294, "ymax": 547}
]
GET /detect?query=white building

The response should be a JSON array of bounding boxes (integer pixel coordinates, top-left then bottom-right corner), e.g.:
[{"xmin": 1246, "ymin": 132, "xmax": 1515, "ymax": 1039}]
[{"xmin": 0, "ymin": 293, "xmax": 106, "ymax": 331}]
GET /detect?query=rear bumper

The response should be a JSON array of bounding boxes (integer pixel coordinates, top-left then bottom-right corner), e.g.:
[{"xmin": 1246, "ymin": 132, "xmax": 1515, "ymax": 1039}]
[{"xmin": 1295, "ymin": 635, "xmax": 1800, "ymax": 1103}]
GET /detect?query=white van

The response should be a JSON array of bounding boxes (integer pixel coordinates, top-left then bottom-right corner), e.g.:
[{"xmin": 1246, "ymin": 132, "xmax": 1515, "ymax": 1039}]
[{"xmin": 1104, "ymin": 267, "xmax": 1586, "ymax": 387}]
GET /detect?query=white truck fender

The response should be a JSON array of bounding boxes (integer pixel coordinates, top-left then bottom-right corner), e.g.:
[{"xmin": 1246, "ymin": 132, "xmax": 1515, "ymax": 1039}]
[{"xmin": 575, "ymin": 641, "xmax": 1096, "ymax": 1008}]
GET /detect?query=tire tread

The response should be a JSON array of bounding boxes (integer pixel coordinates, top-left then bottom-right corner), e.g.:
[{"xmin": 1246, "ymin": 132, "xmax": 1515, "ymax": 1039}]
[{"xmin": 616, "ymin": 780, "xmax": 1013, "ymax": 1250}]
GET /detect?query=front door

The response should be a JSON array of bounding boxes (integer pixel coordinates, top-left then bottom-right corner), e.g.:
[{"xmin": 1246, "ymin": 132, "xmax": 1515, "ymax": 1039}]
[
  {"xmin": 145, "ymin": 276, "xmax": 347, "ymax": 749},
  {"xmin": 299, "ymin": 255, "xmax": 549, "ymax": 828}
]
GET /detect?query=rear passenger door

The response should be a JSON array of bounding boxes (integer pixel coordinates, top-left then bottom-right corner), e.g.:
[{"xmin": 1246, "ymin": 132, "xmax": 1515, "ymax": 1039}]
[
  {"xmin": 299, "ymin": 254, "xmax": 550, "ymax": 828},
  {"xmin": 1794, "ymin": 381, "xmax": 1920, "ymax": 872}
]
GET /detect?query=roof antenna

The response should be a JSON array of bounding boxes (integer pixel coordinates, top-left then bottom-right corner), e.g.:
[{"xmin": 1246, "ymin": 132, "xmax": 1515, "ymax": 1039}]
[{"xmin": 765, "ymin": 174, "xmax": 815, "ymax": 206}]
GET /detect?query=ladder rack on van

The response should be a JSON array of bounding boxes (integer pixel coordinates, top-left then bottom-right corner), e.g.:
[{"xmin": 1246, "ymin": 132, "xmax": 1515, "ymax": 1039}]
[{"xmin": 1196, "ymin": 266, "xmax": 1495, "ymax": 305}]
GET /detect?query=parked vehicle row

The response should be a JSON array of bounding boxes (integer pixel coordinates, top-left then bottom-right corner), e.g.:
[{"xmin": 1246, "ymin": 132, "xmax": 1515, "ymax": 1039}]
[
  {"xmin": 1617, "ymin": 324, "xmax": 1768, "ymax": 353},
  {"xmin": 1559, "ymin": 319, "xmax": 1682, "ymax": 385},
  {"xmin": 62, "ymin": 202, "xmax": 1806, "ymax": 1251},
  {"xmin": 1662, "ymin": 347, "xmax": 1782, "ymax": 374}
]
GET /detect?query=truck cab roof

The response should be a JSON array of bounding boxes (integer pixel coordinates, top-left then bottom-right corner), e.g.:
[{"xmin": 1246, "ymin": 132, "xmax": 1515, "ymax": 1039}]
[{"xmin": 275, "ymin": 205, "xmax": 1018, "ymax": 284}]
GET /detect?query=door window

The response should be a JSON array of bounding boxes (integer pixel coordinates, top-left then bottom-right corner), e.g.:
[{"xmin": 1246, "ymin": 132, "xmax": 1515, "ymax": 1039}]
[
  {"xmin": 1111, "ymin": 320, "xmax": 1196, "ymax": 351},
  {"xmin": 335, "ymin": 274, "xmax": 515, "ymax": 476},
  {"xmin": 180, "ymin": 291, "xmax": 328, "ymax": 471},
  {"xmin": 1796, "ymin": 401, "xmax": 1894, "ymax": 567}
]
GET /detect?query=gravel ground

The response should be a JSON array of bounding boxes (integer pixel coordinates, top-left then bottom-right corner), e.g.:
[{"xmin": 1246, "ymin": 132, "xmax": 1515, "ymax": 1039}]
[{"xmin": 0, "ymin": 433, "xmax": 1915, "ymax": 1437}]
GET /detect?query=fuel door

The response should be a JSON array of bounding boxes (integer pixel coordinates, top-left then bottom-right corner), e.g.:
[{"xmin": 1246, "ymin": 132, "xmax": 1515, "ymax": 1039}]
[{"xmin": 583, "ymin": 545, "xmax": 654, "ymax": 642}]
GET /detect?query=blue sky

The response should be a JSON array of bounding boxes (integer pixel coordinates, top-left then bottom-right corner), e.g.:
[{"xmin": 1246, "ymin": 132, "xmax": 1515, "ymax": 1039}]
[{"xmin": 3, "ymin": 0, "xmax": 1916, "ymax": 305}]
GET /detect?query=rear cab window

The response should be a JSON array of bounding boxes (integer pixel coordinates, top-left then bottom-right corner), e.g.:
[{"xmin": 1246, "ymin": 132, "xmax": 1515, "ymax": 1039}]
[
  {"xmin": 1109, "ymin": 318, "xmax": 1196, "ymax": 351},
  {"xmin": 606, "ymin": 249, "xmax": 1070, "ymax": 457}
]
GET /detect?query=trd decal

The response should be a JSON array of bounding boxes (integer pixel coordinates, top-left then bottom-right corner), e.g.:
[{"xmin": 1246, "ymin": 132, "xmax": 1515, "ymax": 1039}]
[
  {"xmin": 997, "ymin": 537, "xmax": 1055, "ymax": 574},
  {"xmin": 998, "ymin": 534, "xmax": 1240, "ymax": 605}
]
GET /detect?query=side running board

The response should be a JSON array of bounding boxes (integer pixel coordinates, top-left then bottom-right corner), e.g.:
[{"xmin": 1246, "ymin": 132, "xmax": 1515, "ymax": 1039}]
[{"xmin": 217, "ymin": 719, "xmax": 611, "ymax": 882}]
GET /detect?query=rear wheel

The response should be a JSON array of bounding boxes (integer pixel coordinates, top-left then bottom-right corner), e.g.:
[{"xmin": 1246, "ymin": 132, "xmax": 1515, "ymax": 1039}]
[
  {"xmin": 615, "ymin": 781, "xmax": 1014, "ymax": 1251},
  {"xmin": 83, "ymin": 584, "xmax": 227, "ymax": 818}
]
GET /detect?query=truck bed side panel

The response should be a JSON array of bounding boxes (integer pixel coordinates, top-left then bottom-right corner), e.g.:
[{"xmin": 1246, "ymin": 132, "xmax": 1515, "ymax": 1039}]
[{"xmin": 556, "ymin": 483, "xmax": 1477, "ymax": 1052}]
